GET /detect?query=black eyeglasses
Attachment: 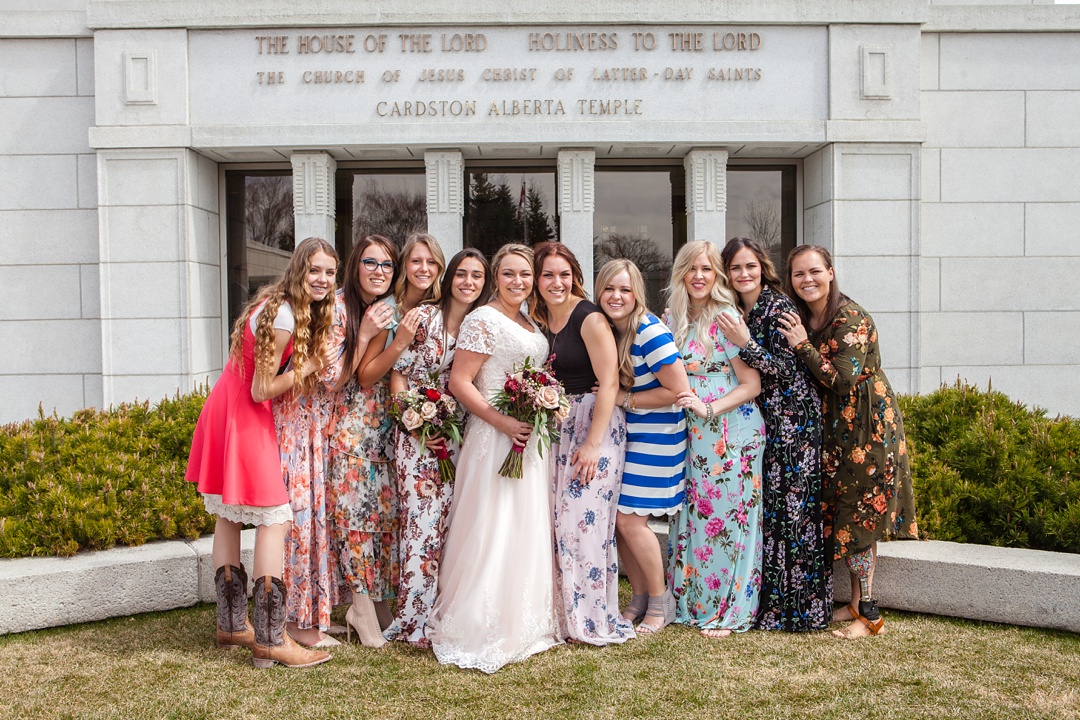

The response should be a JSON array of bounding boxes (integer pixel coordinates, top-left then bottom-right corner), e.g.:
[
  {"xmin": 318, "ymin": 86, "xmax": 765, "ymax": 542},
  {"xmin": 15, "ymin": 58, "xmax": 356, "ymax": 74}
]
[{"xmin": 360, "ymin": 258, "xmax": 395, "ymax": 273}]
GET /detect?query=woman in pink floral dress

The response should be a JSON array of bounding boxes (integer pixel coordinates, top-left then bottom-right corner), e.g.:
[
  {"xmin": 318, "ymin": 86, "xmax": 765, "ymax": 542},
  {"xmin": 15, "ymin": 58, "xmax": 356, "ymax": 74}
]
[{"xmin": 383, "ymin": 249, "xmax": 489, "ymax": 647}]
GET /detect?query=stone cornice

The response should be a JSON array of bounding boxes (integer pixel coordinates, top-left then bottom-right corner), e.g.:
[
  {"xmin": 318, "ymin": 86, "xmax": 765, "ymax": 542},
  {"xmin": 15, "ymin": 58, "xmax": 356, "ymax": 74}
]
[{"xmin": 925, "ymin": 5, "xmax": 1080, "ymax": 33}]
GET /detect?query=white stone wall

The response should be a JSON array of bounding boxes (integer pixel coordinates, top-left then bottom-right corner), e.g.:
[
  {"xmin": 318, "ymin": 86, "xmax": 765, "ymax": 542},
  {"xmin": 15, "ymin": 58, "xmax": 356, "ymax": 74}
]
[
  {"xmin": 0, "ymin": 37, "xmax": 101, "ymax": 423},
  {"xmin": 921, "ymin": 30, "xmax": 1080, "ymax": 415}
]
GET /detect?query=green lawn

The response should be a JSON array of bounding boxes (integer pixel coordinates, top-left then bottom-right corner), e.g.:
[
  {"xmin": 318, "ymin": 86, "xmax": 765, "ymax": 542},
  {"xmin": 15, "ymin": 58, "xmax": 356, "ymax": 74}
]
[{"xmin": 1, "ymin": 595, "xmax": 1077, "ymax": 720}]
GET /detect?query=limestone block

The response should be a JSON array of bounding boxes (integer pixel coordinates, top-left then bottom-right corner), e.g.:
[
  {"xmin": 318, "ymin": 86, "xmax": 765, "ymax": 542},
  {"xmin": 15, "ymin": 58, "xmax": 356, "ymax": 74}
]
[
  {"xmin": 191, "ymin": 530, "xmax": 257, "ymax": 604},
  {"xmin": 919, "ymin": 257, "xmax": 940, "ymax": 312},
  {"xmin": 869, "ymin": 311, "xmax": 915, "ymax": 373},
  {"xmin": 188, "ymin": 317, "xmax": 223, "ymax": 377},
  {"xmin": 921, "ymin": 148, "xmax": 940, "ymax": 203},
  {"xmin": 3, "ymin": 319, "xmax": 101, "ymax": 374},
  {"xmin": 190, "ymin": 151, "xmax": 219, "ymax": 214},
  {"xmin": 919, "ymin": 311, "xmax": 1023, "ymax": 366},
  {"xmin": 80, "ymin": 264, "xmax": 100, "ymax": 319},
  {"xmin": 102, "ymin": 261, "xmax": 184, "ymax": 318},
  {"xmin": 0, "ymin": 155, "xmax": 78, "ymax": 210},
  {"xmin": 838, "ymin": 150, "xmax": 915, "ymax": 201},
  {"xmin": 77, "ymin": 153, "xmax": 98, "ymax": 209},
  {"xmin": 188, "ymin": 206, "xmax": 220, "ymax": 266},
  {"xmin": 940, "ymin": 257, "xmax": 1080, "ymax": 311},
  {"xmin": 0, "ymin": 265, "xmax": 82, "ymax": 320},
  {"xmin": 831, "ymin": 256, "xmax": 911, "ymax": 313},
  {"xmin": 803, "ymin": 145, "xmax": 834, "ymax": 209},
  {"xmin": 835, "ymin": 541, "xmax": 1080, "ymax": 634},
  {"xmin": 884, "ymin": 367, "xmax": 913, "ymax": 395},
  {"xmin": 938, "ymin": 364, "xmax": 1079, "ymax": 417},
  {"xmin": 828, "ymin": 24, "xmax": 922, "ymax": 121},
  {"xmin": 104, "ymin": 374, "xmax": 189, "ymax": 406},
  {"xmin": 100, "ymin": 153, "xmax": 181, "ymax": 206},
  {"xmin": 0, "ymin": 97, "xmax": 94, "ymax": 155},
  {"xmin": 189, "ymin": 262, "xmax": 221, "ymax": 318},
  {"xmin": 83, "ymin": 372, "xmax": 103, "ymax": 410},
  {"xmin": 0, "ymin": 541, "xmax": 198, "ymax": 635},
  {"xmin": 1024, "ymin": 312, "xmax": 1080, "ymax": 365},
  {"xmin": 836, "ymin": 200, "xmax": 912, "ymax": 256},
  {"xmin": 940, "ymin": 33, "xmax": 1080, "ymax": 91},
  {"xmin": 919, "ymin": 365, "xmax": 943, "ymax": 393},
  {"xmin": 803, "ymin": 202, "xmax": 834, "ymax": 249},
  {"xmin": 921, "ymin": 202, "xmax": 1024, "ymax": 257},
  {"xmin": 93, "ymin": 29, "xmax": 189, "ymax": 127},
  {"xmin": 940, "ymin": 149, "xmax": 1080, "ymax": 203},
  {"xmin": 0, "ymin": 209, "xmax": 97, "ymax": 264},
  {"xmin": 920, "ymin": 33, "xmax": 939, "ymax": 91},
  {"xmin": 103, "ymin": 318, "xmax": 183, "ymax": 375},
  {"xmin": 76, "ymin": 37, "xmax": 94, "ymax": 96},
  {"xmin": 0, "ymin": 38, "xmax": 77, "ymax": 98},
  {"xmin": 1025, "ymin": 203, "xmax": 1080, "ymax": 256},
  {"xmin": 923, "ymin": 91, "xmax": 1025, "ymax": 148},
  {"xmin": 1026, "ymin": 91, "xmax": 1080, "ymax": 147},
  {"xmin": 100, "ymin": 205, "xmax": 182, "ymax": 262},
  {"xmin": 0, "ymin": 373, "xmax": 87, "ymax": 425}
]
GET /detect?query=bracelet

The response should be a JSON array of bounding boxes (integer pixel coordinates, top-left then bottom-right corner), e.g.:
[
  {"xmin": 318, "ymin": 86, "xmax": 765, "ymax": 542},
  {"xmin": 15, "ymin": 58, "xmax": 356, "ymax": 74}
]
[
  {"xmin": 704, "ymin": 400, "xmax": 713, "ymax": 423},
  {"xmin": 622, "ymin": 392, "xmax": 631, "ymax": 411},
  {"xmin": 630, "ymin": 394, "xmax": 637, "ymax": 411}
]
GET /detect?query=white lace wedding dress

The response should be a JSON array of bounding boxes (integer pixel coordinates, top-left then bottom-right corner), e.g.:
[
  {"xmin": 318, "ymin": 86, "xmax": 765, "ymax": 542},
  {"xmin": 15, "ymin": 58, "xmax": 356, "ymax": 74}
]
[{"xmin": 427, "ymin": 305, "xmax": 562, "ymax": 673}]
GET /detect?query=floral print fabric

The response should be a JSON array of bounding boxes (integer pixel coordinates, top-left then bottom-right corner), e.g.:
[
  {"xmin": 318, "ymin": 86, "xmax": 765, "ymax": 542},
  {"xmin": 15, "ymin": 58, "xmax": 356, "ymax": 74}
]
[
  {"xmin": 384, "ymin": 305, "xmax": 458, "ymax": 647},
  {"xmin": 794, "ymin": 301, "xmax": 919, "ymax": 559},
  {"xmin": 738, "ymin": 286, "xmax": 830, "ymax": 631},
  {"xmin": 669, "ymin": 311, "xmax": 766, "ymax": 633}
]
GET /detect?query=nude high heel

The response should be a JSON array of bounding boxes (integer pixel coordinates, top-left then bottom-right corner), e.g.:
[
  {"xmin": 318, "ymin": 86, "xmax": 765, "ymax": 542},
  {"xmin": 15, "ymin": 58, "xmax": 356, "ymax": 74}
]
[{"xmin": 346, "ymin": 595, "xmax": 388, "ymax": 648}]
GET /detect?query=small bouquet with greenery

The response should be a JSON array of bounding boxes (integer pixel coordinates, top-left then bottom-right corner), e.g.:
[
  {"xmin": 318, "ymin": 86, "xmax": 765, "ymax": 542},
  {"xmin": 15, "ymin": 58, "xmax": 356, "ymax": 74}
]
[
  {"xmin": 389, "ymin": 378, "xmax": 464, "ymax": 483},
  {"xmin": 491, "ymin": 356, "xmax": 571, "ymax": 479}
]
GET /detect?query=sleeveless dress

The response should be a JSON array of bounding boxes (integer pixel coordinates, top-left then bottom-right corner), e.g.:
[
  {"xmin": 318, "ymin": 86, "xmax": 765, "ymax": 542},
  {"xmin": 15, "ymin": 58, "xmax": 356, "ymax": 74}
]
[
  {"xmin": 617, "ymin": 313, "xmax": 687, "ymax": 516},
  {"xmin": 384, "ymin": 304, "xmax": 459, "ymax": 647},
  {"xmin": 547, "ymin": 300, "xmax": 634, "ymax": 645},
  {"xmin": 186, "ymin": 302, "xmax": 293, "ymax": 526},
  {"xmin": 427, "ymin": 305, "xmax": 561, "ymax": 673},
  {"xmin": 669, "ymin": 310, "xmax": 766, "ymax": 634}
]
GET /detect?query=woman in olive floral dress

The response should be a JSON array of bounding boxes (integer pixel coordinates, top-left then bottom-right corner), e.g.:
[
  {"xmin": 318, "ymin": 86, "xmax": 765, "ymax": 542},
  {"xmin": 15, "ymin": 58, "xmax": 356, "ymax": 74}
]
[
  {"xmin": 719, "ymin": 238, "xmax": 829, "ymax": 632},
  {"xmin": 779, "ymin": 244, "xmax": 919, "ymax": 639}
]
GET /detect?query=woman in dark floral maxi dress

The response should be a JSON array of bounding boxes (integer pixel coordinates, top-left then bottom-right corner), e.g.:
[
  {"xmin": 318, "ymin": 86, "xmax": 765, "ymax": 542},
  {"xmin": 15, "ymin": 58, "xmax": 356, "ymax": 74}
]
[{"xmin": 719, "ymin": 238, "xmax": 830, "ymax": 632}]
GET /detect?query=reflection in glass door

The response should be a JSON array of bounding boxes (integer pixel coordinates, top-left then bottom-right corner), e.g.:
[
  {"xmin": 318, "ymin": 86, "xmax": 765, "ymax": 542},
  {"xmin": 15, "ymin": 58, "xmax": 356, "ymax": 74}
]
[
  {"xmin": 726, "ymin": 165, "xmax": 797, "ymax": 273},
  {"xmin": 464, "ymin": 168, "xmax": 558, "ymax": 259},
  {"xmin": 337, "ymin": 170, "xmax": 428, "ymax": 263}
]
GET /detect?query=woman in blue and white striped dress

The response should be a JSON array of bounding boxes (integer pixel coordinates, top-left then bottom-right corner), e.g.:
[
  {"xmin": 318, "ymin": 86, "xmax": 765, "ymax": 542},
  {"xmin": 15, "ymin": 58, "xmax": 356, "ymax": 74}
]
[{"xmin": 595, "ymin": 259, "xmax": 691, "ymax": 634}]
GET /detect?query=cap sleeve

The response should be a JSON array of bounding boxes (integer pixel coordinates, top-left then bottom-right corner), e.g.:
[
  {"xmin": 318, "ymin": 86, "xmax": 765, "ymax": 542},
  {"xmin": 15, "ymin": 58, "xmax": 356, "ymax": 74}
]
[{"xmin": 457, "ymin": 306, "xmax": 497, "ymax": 355}]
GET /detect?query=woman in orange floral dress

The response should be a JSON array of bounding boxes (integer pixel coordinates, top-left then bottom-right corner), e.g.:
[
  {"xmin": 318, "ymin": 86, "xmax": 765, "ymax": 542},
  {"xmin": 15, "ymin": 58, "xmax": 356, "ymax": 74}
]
[{"xmin": 779, "ymin": 245, "xmax": 918, "ymax": 640}]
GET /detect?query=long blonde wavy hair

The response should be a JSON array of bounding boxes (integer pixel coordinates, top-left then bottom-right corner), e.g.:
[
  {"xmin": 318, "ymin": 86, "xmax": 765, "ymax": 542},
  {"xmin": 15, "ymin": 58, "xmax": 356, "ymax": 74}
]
[
  {"xmin": 228, "ymin": 237, "xmax": 338, "ymax": 395},
  {"xmin": 394, "ymin": 233, "xmax": 445, "ymax": 307},
  {"xmin": 595, "ymin": 258, "xmax": 651, "ymax": 390},
  {"xmin": 667, "ymin": 240, "xmax": 737, "ymax": 357}
]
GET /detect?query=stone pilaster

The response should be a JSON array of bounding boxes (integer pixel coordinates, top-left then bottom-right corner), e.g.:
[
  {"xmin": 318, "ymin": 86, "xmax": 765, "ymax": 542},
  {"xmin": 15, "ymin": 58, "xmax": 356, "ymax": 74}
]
[
  {"xmin": 684, "ymin": 148, "xmax": 729, "ymax": 244},
  {"xmin": 290, "ymin": 151, "xmax": 336, "ymax": 243},
  {"xmin": 557, "ymin": 148, "xmax": 596, "ymax": 295},
  {"xmin": 424, "ymin": 150, "xmax": 464, "ymax": 255}
]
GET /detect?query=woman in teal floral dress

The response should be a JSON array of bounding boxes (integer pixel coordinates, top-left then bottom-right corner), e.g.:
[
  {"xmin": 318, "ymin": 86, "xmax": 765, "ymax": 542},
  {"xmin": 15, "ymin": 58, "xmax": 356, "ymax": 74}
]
[
  {"xmin": 779, "ymin": 245, "xmax": 919, "ymax": 639},
  {"xmin": 668, "ymin": 241, "xmax": 766, "ymax": 638}
]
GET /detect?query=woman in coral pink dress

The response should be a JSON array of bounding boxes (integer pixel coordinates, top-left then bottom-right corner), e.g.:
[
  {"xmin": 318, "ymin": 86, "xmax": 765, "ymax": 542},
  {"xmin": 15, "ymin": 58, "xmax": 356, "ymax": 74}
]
[{"xmin": 186, "ymin": 236, "xmax": 337, "ymax": 668}]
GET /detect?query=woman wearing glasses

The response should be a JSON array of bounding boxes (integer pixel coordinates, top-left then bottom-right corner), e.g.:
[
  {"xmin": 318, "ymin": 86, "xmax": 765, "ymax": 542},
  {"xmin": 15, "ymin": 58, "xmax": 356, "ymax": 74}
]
[{"xmin": 328, "ymin": 235, "xmax": 403, "ymax": 647}]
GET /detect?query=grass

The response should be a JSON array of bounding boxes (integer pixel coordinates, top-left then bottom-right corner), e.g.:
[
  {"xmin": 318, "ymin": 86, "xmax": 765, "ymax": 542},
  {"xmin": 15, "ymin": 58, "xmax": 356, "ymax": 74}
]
[{"xmin": 1, "ymin": 589, "xmax": 1077, "ymax": 720}]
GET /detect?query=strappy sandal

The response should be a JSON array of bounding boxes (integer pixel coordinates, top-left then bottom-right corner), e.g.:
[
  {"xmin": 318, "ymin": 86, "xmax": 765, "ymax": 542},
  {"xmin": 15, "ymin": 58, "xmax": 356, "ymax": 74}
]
[
  {"xmin": 636, "ymin": 590, "xmax": 676, "ymax": 635},
  {"xmin": 831, "ymin": 600, "xmax": 886, "ymax": 639},
  {"xmin": 622, "ymin": 594, "xmax": 648, "ymax": 625}
]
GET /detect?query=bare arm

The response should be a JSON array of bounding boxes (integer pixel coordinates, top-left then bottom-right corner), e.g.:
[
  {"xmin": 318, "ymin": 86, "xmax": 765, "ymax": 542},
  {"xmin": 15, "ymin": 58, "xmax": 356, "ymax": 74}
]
[
  {"xmin": 389, "ymin": 368, "xmax": 407, "ymax": 396},
  {"xmin": 571, "ymin": 314, "xmax": 619, "ymax": 482},
  {"xmin": 358, "ymin": 306, "xmax": 424, "ymax": 389},
  {"xmin": 448, "ymin": 348, "xmax": 533, "ymax": 447},
  {"xmin": 676, "ymin": 355, "xmax": 761, "ymax": 419},
  {"xmin": 615, "ymin": 358, "xmax": 691, "ymax": 410},
  {"xmin": 251, "ymin": 329, "xmax": 313, "ymax": 403}
]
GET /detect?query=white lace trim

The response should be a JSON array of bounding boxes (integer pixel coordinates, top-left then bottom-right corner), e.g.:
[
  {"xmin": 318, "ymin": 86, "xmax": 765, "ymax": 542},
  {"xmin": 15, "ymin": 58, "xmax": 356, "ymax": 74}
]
[{"xmin": 202, "ymin": 494, "xmax": 293, "ymax": 526}]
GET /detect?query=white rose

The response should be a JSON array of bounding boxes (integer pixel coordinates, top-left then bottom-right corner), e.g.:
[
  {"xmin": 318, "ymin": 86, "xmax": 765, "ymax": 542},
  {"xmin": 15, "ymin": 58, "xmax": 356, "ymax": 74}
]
[
  {"xmin": 443, "ymin": 397, "xmax": 457, "ymax": 413},
  {"xmin": 554, "ymin": 404, "xmax": 570, "ymax": 424},
  {"xmin": 537, "ymin": 385, "xmax": 561, "ymax": 410},
  {"xmin": 401, "ymin": 407, "xmax": 423, "ymax": 431},
  {"xmin": 420, "ymin": 401, "xmax": 438, "ymax": 421}
]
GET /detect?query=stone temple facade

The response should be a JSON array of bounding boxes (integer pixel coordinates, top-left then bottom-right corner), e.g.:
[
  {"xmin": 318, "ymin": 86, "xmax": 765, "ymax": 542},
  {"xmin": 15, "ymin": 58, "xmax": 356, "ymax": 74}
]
[{"xmin": 1, "ymin": 0, "xmax": 1079, "ymax": 423}]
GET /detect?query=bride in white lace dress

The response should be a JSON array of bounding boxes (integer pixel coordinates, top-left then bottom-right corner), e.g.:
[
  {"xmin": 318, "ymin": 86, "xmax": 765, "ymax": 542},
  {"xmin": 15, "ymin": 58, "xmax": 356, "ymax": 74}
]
[{"xmin": 427, "ymin": 243, "xmax": 562, "ymax": 673}]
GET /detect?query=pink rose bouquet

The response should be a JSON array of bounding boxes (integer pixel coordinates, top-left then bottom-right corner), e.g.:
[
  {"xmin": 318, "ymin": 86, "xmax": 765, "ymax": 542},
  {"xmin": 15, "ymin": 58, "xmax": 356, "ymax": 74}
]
[
  {"xmin": 389, "ymin": 378, "xmax": 464, "ymax": 483},
  {"xmin": 491, "ymin": 356, "xmax": 570, "ymax": 479}
]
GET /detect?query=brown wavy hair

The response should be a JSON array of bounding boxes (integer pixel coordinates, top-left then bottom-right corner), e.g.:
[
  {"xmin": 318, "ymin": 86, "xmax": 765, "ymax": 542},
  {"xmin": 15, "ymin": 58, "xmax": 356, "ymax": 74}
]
[
  {"xmin": 528, "ymin": 241, "xmax": 588, "ymax": 331},
  {"xmin": 228, "ymin": 236, "xmax": 338, "ymax": 395},
  {"xmin": 786, "ymin": 244, "xmax": 849, "ymax": 330},
  {"xmin": 720, "ymin": 237, "xmax": 785, "ymax": 311},
  {"xmin": 595, "ymin": 258, "xmax": 651, "ymax": 390},
  {"xmin": 438, "ymin": 248, "xmax": 490, "ymax": 319},
  {"xmin": 341, "ymin": 235, "xmax": 398, "ymax": 378}
]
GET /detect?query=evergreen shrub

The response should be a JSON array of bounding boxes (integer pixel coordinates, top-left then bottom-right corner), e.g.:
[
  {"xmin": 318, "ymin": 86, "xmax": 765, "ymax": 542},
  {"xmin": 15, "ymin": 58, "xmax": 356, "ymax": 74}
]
[
  {"xmin": 0, "ymin": 389, "xmax": 214, "ymax": 558},
  {"xmin": 899, "ymin": 381, "xmax": 1080, "ymax": 554}
]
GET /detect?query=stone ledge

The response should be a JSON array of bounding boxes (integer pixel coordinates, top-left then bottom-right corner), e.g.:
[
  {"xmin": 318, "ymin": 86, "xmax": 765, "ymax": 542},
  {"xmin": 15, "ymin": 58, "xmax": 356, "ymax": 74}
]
[{"xmin": 2, "ymin": 530, "xmax": 1078, "ymax": 635}]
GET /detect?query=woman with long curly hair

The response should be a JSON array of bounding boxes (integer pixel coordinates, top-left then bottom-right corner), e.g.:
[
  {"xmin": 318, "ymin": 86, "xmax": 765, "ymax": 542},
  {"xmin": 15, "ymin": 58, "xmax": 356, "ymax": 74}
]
[
  {"xmin": 668, "ymin": 239, "xmax": 766, "ymax": 639},
  {"xmin": 186, "ymin": 236, "xmax": 336, "ymax": 668}
]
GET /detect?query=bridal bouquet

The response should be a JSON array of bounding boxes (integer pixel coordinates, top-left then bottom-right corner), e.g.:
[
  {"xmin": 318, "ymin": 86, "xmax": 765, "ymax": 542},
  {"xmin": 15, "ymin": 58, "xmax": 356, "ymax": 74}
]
[
  {"xmin": 491, "ymin": 356, "xmax": 571, "ymax": 479},
  {"xmin": 389, "ymin": 378, "xmax": 464, "ymax": 483}
]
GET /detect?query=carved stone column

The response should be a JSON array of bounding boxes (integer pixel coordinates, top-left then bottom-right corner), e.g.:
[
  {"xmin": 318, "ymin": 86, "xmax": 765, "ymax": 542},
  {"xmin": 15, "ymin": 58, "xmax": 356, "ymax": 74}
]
[
  {"xmin": 290, "ymin": 151, "xmax": 336, "ymax": 243},
  {"xmin": 557, "ymin": 148, "xmax": 596, "ymax": 295},
  {"xmin": 424, "ymin": 150, "xmax": 464, "ymax": 255},
  {"xmin": 684, "ymin": 148, "xmax": 729, "ymax": 244}
]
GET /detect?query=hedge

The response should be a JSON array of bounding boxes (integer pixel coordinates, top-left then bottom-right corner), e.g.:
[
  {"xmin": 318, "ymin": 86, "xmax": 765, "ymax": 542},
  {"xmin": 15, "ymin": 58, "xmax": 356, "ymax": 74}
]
[{"xmin": 1, "ymin": 381, "xmax": 1077, "ymax": 558}]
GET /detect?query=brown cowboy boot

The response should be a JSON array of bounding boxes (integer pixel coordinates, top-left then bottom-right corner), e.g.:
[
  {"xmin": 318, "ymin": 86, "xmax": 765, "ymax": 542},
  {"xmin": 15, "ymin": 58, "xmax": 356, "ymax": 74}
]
[
  {"xmin": 214, "ymin": 564, "xmax": 254, "ymax": 649},
  {"xmin": 251, "ymin": 576, "xmax": 332, "ymax": 669}
]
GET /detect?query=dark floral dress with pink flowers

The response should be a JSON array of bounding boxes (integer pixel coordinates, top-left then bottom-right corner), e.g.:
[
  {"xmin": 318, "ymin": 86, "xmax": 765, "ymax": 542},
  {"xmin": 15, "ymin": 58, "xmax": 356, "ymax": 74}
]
[
  {"xmin": 669, "ymin": 310, "xmax": 766, "ymax": 633},
  {"xmin": 794, "ymin": 301, "xmax": 919, "ymax": 560}
]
